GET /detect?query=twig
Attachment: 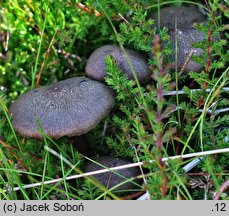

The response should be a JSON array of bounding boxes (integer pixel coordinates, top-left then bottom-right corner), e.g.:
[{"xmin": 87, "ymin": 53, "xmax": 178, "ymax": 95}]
[
  {"xmin": 57, "ymin": 48, "xmax": 82, "ymax": 62},
  {"xmin": 163, "ymin": 87, "xmax": 229, "ymax": 96},
  {"xmin": 1, "ymin": 7, "xmax": 10, "ymax": 51},
  {"xmin": 187, "ymin": 171, "xmax": 229, "ymax": 176},
  {"xmin": 68, "ymin": 2, "xmax": 101, "ymax": 17},
  {"xmin": 36, "ymin": 28, "xmax": 59, "ymax": 87},
  {"xmin": 101, "ymin": 120, "xmax": 108, "ymax": 137},
  {"xmin": 44, "ymin": 145, "xmax": 75, "ymax": 169},
  {"xmin": 213, "ymin": 180, "xmax": 229, "ymax": 200},
  {"xmin": 137, "ymin": 191, "xmax": 151, "ymax": 201},
  {"xmin": 199, "ymin": 107, "xmax": 229, "ymax": 114},
  {"xmin": 1, "ymin": 148, "xmax": 229, "ymax": 193},
  {"xmin": 0, "ymin": 139, "xmax": 27, "ymax": 170},
  {"xmin": 118, "ymin": 13, "xmax": 130, "ymax": 24},
  {"xmin": 76, "ymin": 3, "xmax": 101, "ymax": 16},
  {"xmin": 165, "ymin": 104, "xmax": 229, "ymax": 116},
  {"xmin": 182, "ymin": 158, "xmax": 202, "ymax": 173},
  {"xmin": 179, "ymin": 49, "xmax": 195, "ymax": 77}
]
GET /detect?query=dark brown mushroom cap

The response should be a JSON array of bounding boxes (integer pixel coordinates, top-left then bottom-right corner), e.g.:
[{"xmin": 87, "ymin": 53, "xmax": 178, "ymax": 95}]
[
  {"xmin": 8, "ymin": 77, "xmax": 115, "ymax": 139},
  {"xmin": 149, "ymin": 6, "xmax": 207, "ymax": 72},
  {"xmin": 149, "ymin": 6, "xmax": 206, "ymax": 30},
  {"xmin": 170, "ymin": 28, "xmax": 205, "ymax": 72},
  {"xmin": 84, "ymin": 156, "xmax": 141, "ymax": 191},
  {"xmin": 85, "ymin": 45, "xmax": 151, "ymax": 84}
]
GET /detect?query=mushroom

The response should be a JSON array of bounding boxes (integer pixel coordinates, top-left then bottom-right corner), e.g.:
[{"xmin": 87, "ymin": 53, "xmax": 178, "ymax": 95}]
[
  {"xmin": 85, "ymin": 45, "xmax": 151, "ymax": 84},
  {"xmin": 149, "ymin": 6, "xmax": 206, "ymax": 30},
  {"xmin": 84, "ymin": 156, "xmax": 141, "ymax": 191},
  {"xmin": 149, "ymin": 6, "xmax": 207, "ymax": 72},
  {"xmin": 8, "ymin": 77, "xmax": 115, "ymax": 139},
  {"xmin": 169, "ymin": 28, "xmax": 205, "ymax": 72}
]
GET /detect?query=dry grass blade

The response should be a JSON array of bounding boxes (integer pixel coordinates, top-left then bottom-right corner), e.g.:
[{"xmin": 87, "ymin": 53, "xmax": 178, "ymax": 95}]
[
  {"xmin": 1, "ymin": 148, "xmax": 228, "ymax": 193},
  {"xmin": 0, "ymin": 138, "xmax": 27, "ymax": 170},
  {"xmin": 178, "ymin": 49, "xmax": 195, "ymax": 77},
  {"xmin": 213, "ymin": 180, "xmax": 229, "ymax": 200},
  {"xmin": 163, "ymin": 87, "xmax": 229, "ymax": 96},
  {"xmin": 36, "ymin": 27, "xmax": 59, "ymax": 87}
]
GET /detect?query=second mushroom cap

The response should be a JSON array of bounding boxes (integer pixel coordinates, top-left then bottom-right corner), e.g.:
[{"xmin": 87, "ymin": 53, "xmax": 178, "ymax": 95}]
[{"xmin": 86, "ymin": 45, "xmax": 151, "ymax": 84}]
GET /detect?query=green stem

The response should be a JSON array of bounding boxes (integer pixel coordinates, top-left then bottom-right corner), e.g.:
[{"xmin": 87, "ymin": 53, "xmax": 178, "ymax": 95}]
[
  {"xmin": 96, "ymin": 0, "xmax": 154, "ymax": 130},
  {"xmin": 175, "ymin": 17, "xmax": 181, "ymax": 128},
  {"xmin": 31, "ymin": 5, "xmax": 49, "ymax": 88}
]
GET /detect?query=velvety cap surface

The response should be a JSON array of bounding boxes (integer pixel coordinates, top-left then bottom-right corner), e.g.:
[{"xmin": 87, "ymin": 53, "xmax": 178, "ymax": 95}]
[
  {"xmin": 9, "ymin": 77, "xmax": 115, "ymax": 139},
  {"xmin": 170, "ymin": 28, "xmax": 205, "ymax": 72},
  {"xmin": 86, "ymin": 45, "xmax": 151, "ymax": 84},
  {"xmin": 149, "ymin": 6, "xmax": 206, "ymax": 30},
  {"xmin": 84, "ymin": 156, "xmax": 141, "ymax": 191},
  {"xmin": 149, "ymin": 6, "xmax": 207, "ymax": 72}
]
